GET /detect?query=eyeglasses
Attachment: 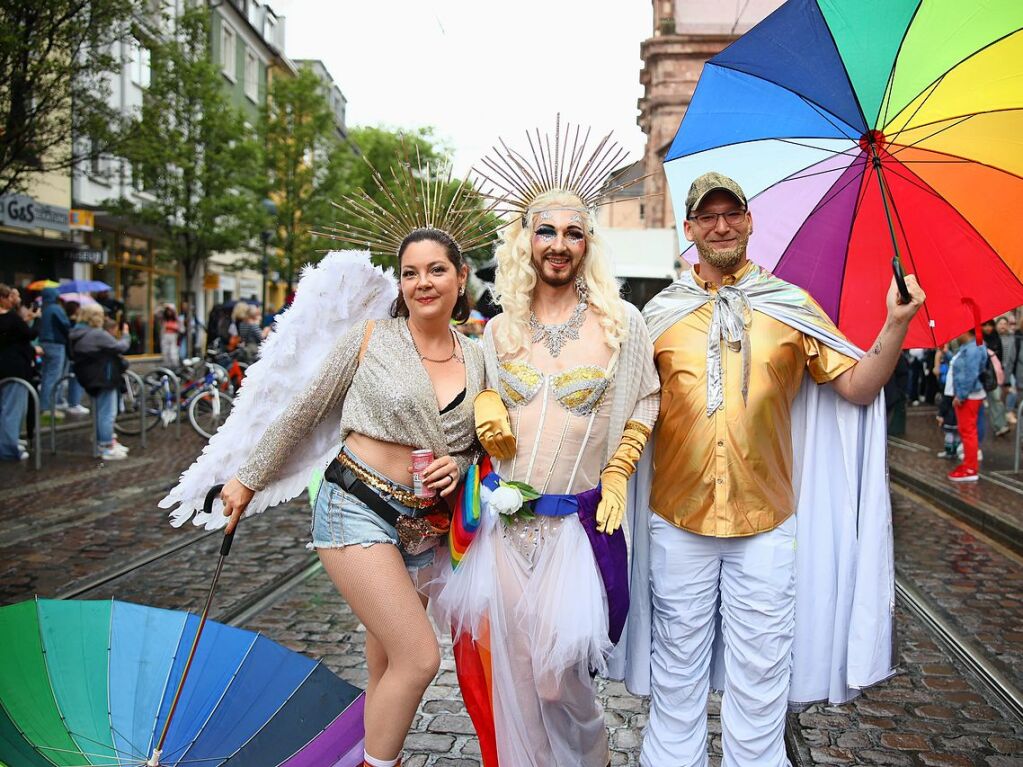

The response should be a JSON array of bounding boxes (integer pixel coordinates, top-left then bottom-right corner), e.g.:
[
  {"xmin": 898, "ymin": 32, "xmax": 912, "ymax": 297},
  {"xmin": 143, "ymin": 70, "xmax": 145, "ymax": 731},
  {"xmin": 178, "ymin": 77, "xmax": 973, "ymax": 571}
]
[{"xmin": 687, "ymin": 209, "xmax": 748, "ymax": 229}]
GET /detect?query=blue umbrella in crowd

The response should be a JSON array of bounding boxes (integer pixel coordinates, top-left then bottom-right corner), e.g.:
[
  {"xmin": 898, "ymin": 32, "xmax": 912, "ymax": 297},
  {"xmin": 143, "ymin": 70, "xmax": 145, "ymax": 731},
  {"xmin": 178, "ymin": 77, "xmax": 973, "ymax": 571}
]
[{"xmin": 57, "ymin": 280, "xmax": 113, "ymax": 294}]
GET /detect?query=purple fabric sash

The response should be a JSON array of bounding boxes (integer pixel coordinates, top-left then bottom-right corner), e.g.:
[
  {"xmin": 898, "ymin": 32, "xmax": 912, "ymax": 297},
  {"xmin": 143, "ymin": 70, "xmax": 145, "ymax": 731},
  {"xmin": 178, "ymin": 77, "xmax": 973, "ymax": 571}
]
[{"xmin": 574, "ymin": 485, "xmax": 629, "ymax": 646}]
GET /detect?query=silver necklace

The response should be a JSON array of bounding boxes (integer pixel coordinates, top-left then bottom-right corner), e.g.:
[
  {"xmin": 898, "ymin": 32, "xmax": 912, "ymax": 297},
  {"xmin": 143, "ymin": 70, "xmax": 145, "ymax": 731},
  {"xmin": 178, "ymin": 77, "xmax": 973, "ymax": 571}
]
[
  {"xmin": 530, "ymin": 300, "xmax": 588, "ymax": 357},
  {"xmin": 407, "ymin": 322, "xmax": 463, "ymax": 364}
]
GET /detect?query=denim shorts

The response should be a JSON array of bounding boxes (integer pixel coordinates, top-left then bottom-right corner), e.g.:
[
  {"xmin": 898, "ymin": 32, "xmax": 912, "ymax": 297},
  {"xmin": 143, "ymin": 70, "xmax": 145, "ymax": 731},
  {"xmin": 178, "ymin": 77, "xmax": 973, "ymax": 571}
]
[{"xmin": 311, "ymin": 466, "xmax": 437, "ymax": 572}]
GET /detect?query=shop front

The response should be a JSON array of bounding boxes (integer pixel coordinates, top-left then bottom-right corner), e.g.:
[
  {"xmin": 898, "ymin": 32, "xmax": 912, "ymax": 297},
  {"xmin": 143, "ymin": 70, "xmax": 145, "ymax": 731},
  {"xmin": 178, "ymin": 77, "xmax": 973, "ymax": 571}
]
[
  {"xmin": 0, "ymin": 193, "xmax": 77, "ymax": 285},
  {"xmin": 83, "ymin": 217, "xmax": 180, "ymax": 357}
]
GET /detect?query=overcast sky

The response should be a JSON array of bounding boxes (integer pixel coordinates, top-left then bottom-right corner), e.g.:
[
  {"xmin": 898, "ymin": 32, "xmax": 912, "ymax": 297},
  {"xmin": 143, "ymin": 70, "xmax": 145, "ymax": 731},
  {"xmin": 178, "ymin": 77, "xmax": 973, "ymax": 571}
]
[{"xmin": 271, "ymin": 0, "xmax": 653, "ymax": 175}]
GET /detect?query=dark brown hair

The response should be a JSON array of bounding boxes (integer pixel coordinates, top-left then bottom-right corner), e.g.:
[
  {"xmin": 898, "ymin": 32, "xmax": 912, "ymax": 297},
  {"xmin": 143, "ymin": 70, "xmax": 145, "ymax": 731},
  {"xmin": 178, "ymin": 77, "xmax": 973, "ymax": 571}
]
[{"xmin": 391, "ymin": 228, "xmax": 470, "ymax": 323}]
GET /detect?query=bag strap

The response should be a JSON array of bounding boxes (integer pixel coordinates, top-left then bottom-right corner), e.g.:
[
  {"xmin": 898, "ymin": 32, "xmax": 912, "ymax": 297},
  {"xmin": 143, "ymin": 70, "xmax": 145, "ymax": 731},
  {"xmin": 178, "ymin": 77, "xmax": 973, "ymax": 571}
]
[{"xmin": 358, "ymin": 320, "xmax": 375, "ymax": 365}]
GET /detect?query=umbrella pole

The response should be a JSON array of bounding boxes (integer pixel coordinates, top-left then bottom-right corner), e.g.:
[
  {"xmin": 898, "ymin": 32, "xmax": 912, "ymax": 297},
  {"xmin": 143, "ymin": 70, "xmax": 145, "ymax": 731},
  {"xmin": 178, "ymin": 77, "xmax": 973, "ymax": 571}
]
[
  {"xmin": 867, "ymin": 137, "xmax": 912, "ymax": 305},
  {"xmin": 147, "ymin": 485, "xmax": 232, "ymax": 767}
]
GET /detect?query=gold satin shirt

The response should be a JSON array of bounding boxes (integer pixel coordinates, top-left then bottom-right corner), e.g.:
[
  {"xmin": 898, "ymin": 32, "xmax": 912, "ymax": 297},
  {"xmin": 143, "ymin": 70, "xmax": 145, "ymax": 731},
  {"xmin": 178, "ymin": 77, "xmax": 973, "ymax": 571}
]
[{"xmin": 651, "ymin": 263, "xmax": 855, "ymax": 537}]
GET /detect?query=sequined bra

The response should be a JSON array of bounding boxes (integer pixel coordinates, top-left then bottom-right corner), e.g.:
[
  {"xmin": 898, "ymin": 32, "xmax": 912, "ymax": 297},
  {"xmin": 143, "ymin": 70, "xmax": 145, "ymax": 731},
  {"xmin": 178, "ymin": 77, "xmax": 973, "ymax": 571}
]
[{"xmin": 497, "ymin": 359, "xmax": 613, "ymax": 417}]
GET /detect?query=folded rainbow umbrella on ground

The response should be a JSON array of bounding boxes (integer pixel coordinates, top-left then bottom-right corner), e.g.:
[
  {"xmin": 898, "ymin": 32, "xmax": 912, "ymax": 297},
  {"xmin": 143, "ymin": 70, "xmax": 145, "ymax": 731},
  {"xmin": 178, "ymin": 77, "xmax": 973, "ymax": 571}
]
[{"xmin": 0, "ymin": 599, "xmax": 365, "ymax": 767}]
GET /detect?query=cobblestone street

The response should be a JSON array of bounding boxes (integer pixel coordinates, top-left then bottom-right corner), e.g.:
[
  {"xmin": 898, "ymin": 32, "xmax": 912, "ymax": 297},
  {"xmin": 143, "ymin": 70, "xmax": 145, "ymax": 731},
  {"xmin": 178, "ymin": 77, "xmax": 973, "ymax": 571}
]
[{"xmin": 3, "ymin": 411, "xmax": 1023, "ymax": 765}]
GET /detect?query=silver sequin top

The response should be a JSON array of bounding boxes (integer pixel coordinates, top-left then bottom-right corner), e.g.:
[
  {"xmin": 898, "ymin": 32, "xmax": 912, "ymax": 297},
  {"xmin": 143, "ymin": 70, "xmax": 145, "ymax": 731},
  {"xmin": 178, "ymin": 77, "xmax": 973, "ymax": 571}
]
[{"xmin": 237, "ymin": 317, "xmax": 484, "ymax": 491}]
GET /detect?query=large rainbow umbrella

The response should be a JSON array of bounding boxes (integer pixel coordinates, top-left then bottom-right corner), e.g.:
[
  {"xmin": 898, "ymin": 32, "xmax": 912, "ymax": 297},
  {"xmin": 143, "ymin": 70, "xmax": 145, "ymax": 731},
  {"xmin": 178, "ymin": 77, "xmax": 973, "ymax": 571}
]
[
  {"xmin": 0, "ymin": 599, "xmax": 365, "ymax": 767},
  {"xmin": 665, "ymin": 0, "xmax": 1023, "ymax": 349}
]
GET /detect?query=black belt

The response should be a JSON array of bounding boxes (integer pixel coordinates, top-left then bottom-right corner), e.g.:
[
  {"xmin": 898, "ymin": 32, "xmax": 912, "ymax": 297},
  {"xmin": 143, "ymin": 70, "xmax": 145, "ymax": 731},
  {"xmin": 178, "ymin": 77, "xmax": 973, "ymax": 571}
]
[{"xmin": 323, "ymin": 458, "xmax": 430, "ymax": 527}]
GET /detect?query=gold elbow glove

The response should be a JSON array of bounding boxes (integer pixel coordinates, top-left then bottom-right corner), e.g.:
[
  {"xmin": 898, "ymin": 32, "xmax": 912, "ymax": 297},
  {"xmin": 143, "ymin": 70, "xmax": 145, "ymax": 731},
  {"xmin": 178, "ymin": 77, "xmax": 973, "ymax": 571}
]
[
  {"xmin": 597, "ymin": 420, "xmax": 652, "ymax": 534},
  {"xmin": 474, "ymin": 389, "xmax": 517, "ymax": 460}
]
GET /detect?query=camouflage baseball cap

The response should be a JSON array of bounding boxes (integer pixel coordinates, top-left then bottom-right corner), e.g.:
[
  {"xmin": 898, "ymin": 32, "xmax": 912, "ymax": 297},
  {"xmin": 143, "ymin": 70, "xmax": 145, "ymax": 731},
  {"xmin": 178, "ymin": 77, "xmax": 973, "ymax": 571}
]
[{"xmin": 685, "ymin": 172, "xmax": 748, "ymax": 217}]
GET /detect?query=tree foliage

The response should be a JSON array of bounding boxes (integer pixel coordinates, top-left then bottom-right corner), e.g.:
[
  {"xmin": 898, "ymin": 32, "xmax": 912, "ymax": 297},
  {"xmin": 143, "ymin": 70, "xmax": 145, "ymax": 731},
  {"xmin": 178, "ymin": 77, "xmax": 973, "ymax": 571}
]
[
  {"xmin": 0, "ymin": 0, "xmax": 138, "ymax": 196},
  {"xmin": 261, "ymin": 65, "xmax": 347, "ymax": 289},
  {"xmin": 118, "ymin": 6, "xmax": 263, "ymax": 291}
]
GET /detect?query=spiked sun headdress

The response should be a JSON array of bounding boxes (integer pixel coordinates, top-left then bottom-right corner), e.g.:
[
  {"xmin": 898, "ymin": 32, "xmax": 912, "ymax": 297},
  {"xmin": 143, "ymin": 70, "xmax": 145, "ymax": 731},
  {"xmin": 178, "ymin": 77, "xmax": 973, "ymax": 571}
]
[
  {"xmin": 473, "ymin": 114, "xmax": 647, "ymax": 228},
  {"xmin": 316, "ymin": 142, "xmax": 503, "ymax": 259}
]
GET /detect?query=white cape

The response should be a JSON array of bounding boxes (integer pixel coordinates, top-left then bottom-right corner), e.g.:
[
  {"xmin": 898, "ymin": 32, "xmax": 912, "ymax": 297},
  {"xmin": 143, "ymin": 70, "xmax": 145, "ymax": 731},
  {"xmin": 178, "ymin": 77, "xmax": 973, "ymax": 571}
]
[
  {"xmin": 160, "ymin": 250, "xmax": 396, "ymax": 529},
  {"xmin": 608, "ymin": 376, "xmax": 895, "ymax": 706}
]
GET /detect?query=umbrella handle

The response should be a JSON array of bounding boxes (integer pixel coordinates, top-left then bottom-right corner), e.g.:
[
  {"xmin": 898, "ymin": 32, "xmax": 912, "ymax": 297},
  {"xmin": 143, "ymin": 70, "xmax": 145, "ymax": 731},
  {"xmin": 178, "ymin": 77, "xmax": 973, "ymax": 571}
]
[
  {"xmin": 892, "ymin": 257, "xmax": 911, "ymax": 305},
  {"xmin": 204, "ymin": 484, "xmax": 236, "ymax": 556}
]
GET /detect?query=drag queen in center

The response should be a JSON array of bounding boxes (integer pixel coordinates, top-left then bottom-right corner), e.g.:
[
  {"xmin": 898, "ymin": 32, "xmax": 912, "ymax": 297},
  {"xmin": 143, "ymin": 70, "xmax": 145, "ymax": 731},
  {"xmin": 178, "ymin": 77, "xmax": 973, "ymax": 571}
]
[{"xmin": 434, "ymin": 118, "xmax": 660, "ymax": 767}]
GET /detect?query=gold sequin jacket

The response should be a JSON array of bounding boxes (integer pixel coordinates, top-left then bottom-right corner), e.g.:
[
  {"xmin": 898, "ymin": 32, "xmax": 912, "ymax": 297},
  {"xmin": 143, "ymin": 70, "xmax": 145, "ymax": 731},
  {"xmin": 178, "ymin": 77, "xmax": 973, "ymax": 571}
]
[{"xmin": 237, "ymin": 318, "xmax": 484, "ymax": 491}]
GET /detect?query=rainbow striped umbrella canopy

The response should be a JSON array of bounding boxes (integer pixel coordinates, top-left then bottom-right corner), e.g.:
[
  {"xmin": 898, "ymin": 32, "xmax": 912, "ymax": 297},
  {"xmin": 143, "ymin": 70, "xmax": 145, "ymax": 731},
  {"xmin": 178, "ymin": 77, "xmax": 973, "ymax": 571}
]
[
  {"xmin": 0, "ymin": 599, "xmax": 365, "ymax": 767},
  {"xmin": 666, "ymin": 0, "xmax": 1023, "ymax": 349}
]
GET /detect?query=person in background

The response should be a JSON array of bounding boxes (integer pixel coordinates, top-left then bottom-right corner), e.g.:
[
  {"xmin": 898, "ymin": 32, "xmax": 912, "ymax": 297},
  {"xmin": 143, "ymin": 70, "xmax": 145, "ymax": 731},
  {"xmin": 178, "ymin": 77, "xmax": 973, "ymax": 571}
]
[
  {"xmin": 1000, "ymin": 314, "xmax": 1020, "ymax": 425},
  {"xmin": 981, "ymin": 319, "xmax": 1009, "ymax": 437},
  {"xmin": 160, "ymin": 304, "xmax": 180, "ymax": 368},
  {"xmin": 947, "ymin": 329, "xmax": 988, "ymax": 482},
  {"xmin": 37, "ymin": 286, "xmax": 71, "ymax": 423},
  {"xmin": 885, "ymin": 351, "xmax": 910, "ymax": 436},
  {"xmin": 238, "ymin": 304, "xmax": 265, "ymax": 361},
  {"xmin": 906, "ymin": 348, "xmax": 925, "ymax": 405},
  {"xmin": 70, "ymin": 304, "xmax": 130, "ymax": 461},
  {"xmin": 0, "ymin": 284, "xmax": 39, "ymax": 461},
  {"xmin": 59, "ymin": 301, "xmax": 89, "ymax": 416}
]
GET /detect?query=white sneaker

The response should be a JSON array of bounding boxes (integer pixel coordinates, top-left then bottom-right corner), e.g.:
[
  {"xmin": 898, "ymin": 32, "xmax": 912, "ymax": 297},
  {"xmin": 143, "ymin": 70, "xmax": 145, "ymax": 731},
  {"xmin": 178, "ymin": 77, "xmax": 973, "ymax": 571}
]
[
  {"xmin": 18, "ymin": 449, "xmax": 29, "ymax": 461},
  {"xmin": 17, "ymin": 439, "xmax": 27, "ymax": 449},
  {"xmin": 98, "ymin": 447, "xmax": 128, "ymax": 461},
  {"xmin": 66, "ymin": 404, "xmax": 90, "ymax": 416},
  {"xmin": 110, "ymin": 443, "xmax": 129, "ymax": 456}
]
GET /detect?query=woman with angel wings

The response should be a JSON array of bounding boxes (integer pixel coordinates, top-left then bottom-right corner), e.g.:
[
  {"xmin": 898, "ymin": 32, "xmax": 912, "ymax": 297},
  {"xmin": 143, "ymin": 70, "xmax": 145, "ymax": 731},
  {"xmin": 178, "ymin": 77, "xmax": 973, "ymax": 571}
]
[{"xmin": 161, "ymin": 157, "xmax": 500, "ymax": 767}]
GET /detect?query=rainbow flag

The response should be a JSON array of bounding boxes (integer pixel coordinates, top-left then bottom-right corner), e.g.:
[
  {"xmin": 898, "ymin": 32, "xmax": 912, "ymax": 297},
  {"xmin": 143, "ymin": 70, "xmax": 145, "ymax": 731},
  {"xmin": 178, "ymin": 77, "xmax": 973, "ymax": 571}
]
[{"xmin": 449, "ymin": 457, "xmax": 491, "ymax": 569}]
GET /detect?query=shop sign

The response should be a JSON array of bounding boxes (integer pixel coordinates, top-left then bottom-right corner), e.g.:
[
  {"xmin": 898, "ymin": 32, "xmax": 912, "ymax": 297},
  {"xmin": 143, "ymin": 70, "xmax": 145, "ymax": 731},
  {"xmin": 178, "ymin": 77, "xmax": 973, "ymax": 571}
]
[
  {"xmin": 67, "ymin": 249, "xmax": 107, "ymax": 264},
  {"xmin": 203, "ymin": 273, "xmax": 220, "ymax": 290},
  {"xmin": 69, "ymin": 209, "xmax": 95, "ymax": 231},
  {"xmin": 0, "ymin": 194, "xmax": 71, "ymax": 233}
]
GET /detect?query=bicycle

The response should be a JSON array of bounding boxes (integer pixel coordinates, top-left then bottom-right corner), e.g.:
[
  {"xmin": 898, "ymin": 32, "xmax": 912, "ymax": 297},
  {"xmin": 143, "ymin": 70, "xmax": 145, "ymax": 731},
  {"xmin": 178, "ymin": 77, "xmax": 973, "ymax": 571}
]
[{"xmin": 116, "ymin": 358, "xmax": 233, "ymax": 439}]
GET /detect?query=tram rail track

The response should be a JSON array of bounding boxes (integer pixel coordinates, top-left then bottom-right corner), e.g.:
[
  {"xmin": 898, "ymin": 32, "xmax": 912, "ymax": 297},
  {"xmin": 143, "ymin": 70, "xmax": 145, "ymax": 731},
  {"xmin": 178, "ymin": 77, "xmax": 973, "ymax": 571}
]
[{"xmin": 889, "ymin": 473, "xmax": 1023, "ymax": 724}]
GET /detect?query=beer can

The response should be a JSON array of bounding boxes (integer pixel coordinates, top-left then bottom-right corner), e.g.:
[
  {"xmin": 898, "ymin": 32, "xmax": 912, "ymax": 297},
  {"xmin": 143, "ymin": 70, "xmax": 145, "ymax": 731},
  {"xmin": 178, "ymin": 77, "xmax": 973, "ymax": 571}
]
[{"xmin": 411, "ymin": 449, "xmax": 436, "ymax": 498}]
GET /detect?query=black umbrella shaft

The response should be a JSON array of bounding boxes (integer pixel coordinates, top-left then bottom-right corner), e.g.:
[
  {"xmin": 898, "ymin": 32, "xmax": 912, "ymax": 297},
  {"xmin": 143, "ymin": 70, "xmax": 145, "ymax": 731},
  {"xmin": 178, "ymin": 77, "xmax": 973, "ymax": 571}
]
[
  {"xmin": 150, "ymin": 553, "xmax": 228, "ymax": 762},
  {"xmin": 869, "ymin": 139, "xmax": 912, "ymax": 304}
]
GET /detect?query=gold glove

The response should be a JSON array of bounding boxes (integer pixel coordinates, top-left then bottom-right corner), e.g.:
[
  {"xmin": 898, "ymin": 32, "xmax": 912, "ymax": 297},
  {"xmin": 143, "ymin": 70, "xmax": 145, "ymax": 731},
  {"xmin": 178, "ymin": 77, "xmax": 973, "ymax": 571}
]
[
  {"xmin": 596, "ymin": 420, "xmax": 652, "ymax": 534},
  {"xmin": 474, "ymin": 389, "xmax": 517, "ymax": 460}
]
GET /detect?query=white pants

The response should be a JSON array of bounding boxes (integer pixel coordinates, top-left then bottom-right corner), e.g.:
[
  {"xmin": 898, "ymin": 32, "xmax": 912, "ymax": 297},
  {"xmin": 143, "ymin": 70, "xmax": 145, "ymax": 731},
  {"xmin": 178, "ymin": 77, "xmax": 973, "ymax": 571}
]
[{"xmin": 642, "ymin": 515, "xmax": 796, "ymax": 767}]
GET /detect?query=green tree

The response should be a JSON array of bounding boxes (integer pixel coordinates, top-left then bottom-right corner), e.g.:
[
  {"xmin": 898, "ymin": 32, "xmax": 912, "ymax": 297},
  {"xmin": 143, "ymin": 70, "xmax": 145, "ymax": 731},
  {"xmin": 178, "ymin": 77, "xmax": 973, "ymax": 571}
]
[
  {"xmin": 0, "ymin": 0, "xmax": 138, "ymax": 196},
  {"xmin": 261, "ymin": 66, "xmax": 347, "ymax": 290},
  {"xmin": 119, "ymin": 6, "xmax": 263, "ymax": 301}
]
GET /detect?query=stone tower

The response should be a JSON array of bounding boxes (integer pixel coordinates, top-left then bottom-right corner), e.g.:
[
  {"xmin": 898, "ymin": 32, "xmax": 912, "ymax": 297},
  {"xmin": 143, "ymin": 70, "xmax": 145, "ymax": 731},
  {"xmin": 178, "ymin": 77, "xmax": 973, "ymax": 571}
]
[{"xmin": 638, "ymin": 0, "xmax": 783, "ymax": 230}]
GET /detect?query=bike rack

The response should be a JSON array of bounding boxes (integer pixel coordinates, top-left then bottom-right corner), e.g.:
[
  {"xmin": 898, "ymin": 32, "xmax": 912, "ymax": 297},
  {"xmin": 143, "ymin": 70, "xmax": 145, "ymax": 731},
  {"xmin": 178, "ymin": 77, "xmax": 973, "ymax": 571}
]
[
  {"xmin": 1014, "ymin": 399, "xmax": 1023, "ymax": 473},
  {"xmin": 151, "ymin": 367, "xmax": 182, "ymax": 440},
  {"xmin": 0, "ymin": 377, "xmax": 41, "ymax": 470},
  {"xmin": 123, "ymin": 370, "xmax": 148, "ymax": 450}
]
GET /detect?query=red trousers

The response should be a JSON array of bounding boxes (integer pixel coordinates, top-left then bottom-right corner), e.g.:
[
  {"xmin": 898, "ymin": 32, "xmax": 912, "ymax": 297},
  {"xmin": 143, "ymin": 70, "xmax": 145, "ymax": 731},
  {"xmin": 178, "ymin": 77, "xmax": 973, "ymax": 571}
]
[{"xmin": 954, "ymin": 398, "xmax": 983, "ymax": 471}]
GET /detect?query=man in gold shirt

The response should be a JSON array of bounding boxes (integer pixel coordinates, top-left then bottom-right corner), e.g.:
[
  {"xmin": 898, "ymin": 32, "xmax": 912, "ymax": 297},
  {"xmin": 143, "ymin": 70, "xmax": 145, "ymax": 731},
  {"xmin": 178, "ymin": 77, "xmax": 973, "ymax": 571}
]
[{"xmin": 621, "ymin": 173, "xmax": 925, "ymax": 767}]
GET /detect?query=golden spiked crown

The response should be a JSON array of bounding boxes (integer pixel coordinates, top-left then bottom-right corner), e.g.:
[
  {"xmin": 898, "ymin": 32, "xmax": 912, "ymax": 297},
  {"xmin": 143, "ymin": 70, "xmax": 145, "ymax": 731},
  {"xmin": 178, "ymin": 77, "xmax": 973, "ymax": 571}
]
[
  {"xmin": 473, "ymin": 114, "xmax": 647, "ymax": 224},
  {"xmin": 317, "ymin": 142, "xmax": 503, "ymax": 258}
]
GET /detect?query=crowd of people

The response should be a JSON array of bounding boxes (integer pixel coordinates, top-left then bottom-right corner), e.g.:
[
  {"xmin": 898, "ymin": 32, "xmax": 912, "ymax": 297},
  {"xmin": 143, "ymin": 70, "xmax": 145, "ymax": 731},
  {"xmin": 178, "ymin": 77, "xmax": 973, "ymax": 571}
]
[
  {"xmin": 885, "ymin": 312, "xmax": 1022, "ymax": 482},
  {"xmin": 0, "ymin": 283, "xmax": 139, "ymax": 461}
]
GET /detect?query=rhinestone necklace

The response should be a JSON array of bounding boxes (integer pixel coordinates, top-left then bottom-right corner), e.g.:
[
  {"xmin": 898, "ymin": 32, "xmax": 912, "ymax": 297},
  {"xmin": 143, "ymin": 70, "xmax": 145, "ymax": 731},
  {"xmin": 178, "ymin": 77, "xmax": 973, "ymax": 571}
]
[{"xmin": 529, "ymin": 300, "xmax": 588, "ymax": 357}]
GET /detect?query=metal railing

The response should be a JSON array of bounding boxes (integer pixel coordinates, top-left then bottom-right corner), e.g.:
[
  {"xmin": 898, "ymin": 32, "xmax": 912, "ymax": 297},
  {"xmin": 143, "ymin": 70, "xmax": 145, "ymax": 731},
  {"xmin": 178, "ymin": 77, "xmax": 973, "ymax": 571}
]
[
  {"xmin": 0, "ymin": 377, "xmax": 41, "ymax": 470},
  {"xmin": 151, "ymin": 367, "xmax": 182, "ymax": 439},
  {"xmin": 122, "ymin": 370, "xmax": 148, "ymax": 450}
]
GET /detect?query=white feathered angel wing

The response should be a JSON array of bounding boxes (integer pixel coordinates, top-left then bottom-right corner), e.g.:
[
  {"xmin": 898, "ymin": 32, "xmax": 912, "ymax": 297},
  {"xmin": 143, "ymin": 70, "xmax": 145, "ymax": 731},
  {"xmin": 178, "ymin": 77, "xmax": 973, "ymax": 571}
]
[{"xmin": 160, "ymin": 250, "xmax": 396, "ymax": 529}]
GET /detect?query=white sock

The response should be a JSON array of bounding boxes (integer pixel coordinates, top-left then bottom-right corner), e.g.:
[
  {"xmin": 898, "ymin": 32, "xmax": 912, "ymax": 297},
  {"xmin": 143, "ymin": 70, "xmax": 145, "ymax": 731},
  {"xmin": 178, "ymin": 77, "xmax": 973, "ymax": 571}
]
[{"xmin": 363, "ymin": 752, "xmax": 399, "ymax": 767}]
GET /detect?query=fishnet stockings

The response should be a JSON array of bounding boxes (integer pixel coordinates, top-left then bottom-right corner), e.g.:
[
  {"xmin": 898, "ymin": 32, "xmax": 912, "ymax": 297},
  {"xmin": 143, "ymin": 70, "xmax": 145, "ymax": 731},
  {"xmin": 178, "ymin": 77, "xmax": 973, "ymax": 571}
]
[{"xmin": 318, "ymin": 544, "xmax": 439, "ymax": 760}]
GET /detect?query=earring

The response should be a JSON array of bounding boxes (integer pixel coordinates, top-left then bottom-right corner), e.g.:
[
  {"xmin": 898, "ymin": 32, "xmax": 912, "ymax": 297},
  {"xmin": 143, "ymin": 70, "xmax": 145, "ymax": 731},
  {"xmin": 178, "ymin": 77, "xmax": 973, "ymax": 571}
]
[
  {"xmin": 575, "ymin": 276, "xmax": 589, "ymax": 302},
  {"xmin": 459, "ymin": 285, "xmax": 465, "ymax": 296}
]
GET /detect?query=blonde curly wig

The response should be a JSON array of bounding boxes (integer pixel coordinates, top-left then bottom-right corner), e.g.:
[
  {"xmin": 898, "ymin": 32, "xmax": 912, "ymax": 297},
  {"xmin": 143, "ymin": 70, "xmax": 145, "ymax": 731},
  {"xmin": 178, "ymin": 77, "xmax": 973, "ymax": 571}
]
[{"xmin": 492, "ymin": 190, "xmax": 626, "ymax": 357}]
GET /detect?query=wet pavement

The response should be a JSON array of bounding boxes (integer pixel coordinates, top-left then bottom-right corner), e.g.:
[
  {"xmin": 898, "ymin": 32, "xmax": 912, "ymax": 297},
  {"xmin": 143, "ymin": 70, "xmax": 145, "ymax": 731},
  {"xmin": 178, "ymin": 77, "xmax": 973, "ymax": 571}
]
[{"xmin": 3, "ymin": 415, "xmax": 1023, "ymax": 765}]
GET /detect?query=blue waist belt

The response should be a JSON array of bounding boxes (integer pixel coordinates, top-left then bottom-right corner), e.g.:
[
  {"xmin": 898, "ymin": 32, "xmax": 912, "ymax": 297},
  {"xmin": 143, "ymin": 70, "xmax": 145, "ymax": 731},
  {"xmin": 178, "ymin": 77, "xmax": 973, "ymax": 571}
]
[{"xmin": 481, "ymin": 472, "xmax": 588, "ymax": 517}]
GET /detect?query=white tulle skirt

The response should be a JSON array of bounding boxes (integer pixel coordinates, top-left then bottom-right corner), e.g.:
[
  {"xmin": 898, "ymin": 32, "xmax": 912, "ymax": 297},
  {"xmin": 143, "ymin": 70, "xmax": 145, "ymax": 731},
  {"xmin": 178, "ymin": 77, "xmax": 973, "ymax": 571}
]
[{"xmin": 433, "ymin": 487, "xmax": 611, "ymax": 767}]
